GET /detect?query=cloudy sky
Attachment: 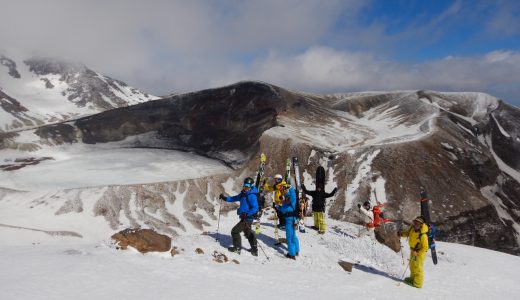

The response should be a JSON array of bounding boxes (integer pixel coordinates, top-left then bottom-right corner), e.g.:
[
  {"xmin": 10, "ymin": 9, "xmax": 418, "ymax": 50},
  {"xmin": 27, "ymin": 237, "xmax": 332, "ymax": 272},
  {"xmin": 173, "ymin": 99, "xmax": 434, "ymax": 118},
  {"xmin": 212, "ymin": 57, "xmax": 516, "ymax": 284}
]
[{"xmin": 2, "ymin": 0, "xmax": 520, "ymax": 106}]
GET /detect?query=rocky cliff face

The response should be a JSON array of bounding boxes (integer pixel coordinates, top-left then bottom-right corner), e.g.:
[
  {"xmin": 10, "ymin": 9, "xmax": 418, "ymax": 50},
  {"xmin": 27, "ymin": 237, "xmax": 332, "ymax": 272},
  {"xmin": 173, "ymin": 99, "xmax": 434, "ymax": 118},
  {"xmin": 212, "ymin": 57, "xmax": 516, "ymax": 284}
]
[{"xmin": 0, "ymin": 81, "xmax": 519, "ymax": 255}]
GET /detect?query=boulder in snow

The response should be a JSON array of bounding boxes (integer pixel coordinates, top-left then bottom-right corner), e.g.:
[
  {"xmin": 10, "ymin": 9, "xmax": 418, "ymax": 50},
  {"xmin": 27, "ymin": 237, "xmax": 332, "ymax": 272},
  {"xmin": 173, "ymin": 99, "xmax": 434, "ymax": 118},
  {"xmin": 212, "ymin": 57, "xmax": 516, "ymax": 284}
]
[
  {"xmin": 212, "ymin": 251, "xmax": 228, "ymax": 263},
  {"xmin": 338, "ymin": 261, "xmax": 353, "ymax": 272},
  {"xmin": 111, "ymin": 228, "xmax": 171, "ymax": 253},
  {"xmin": 374, "ymin": 227, "xmax": 401, "ymax": 253},
  {"xmin": 170, "ymin": 246, "xmax": 180, "ymax": 257}
]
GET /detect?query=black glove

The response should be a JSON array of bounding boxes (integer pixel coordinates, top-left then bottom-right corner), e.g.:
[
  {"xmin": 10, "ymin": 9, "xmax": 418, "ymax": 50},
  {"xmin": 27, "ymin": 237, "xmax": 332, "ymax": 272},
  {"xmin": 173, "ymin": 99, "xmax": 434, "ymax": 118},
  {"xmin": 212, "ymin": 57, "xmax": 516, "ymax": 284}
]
[
  {"xmin": 219, "ymin": 193, "xmax": 228, "ymax": 201},
  {"xmin": 357, "ymin": 203, "xmax": 361, "ymax": 209},
  {"xmin": 240, "ymin": 213, "xmax": 248, "ymax": 220},
  {"xmin": 420, "ymin": 189, "xmax": 427, "ymax": 199},
  {"xmin": 332, "ymin": 187, "xmax": 338, "ymax": 194}
]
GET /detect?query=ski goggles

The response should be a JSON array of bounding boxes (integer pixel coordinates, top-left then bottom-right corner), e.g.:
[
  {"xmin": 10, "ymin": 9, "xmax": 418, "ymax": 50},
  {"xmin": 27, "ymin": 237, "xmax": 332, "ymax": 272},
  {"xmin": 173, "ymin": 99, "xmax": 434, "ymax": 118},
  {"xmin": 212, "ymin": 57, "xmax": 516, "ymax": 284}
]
[{"xmin": 243, "ymin": 183, "xmax": 253, "ymax": 188}]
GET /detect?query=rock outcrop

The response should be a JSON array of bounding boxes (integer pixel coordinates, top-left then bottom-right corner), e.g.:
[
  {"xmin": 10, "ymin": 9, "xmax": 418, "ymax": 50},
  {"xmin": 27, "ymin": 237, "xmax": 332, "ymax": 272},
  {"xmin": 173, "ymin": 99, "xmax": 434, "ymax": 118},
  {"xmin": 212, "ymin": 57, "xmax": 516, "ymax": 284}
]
[{"xmin": 112, "ymin": 228, "xmax": 171, "ymax": 253}]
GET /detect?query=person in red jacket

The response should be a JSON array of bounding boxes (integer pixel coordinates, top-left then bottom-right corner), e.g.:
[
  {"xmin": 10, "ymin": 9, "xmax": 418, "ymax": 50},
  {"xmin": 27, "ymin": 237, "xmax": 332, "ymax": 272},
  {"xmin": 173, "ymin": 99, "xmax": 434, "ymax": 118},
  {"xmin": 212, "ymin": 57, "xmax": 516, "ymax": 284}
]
[{"xmin": 358, "ymin": 201, "xmax": 392, "ymax": 228}]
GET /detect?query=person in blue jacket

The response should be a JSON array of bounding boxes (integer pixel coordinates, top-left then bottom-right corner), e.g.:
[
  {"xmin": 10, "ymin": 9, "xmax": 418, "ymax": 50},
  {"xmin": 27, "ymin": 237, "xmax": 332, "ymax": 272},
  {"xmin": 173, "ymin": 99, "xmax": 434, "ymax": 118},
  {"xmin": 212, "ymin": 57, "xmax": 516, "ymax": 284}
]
[
  {"xmin": 219, "ymin": 177, "xmax": 259, "ymax": 256},
  {"xmin": 275, "ymin": 183, "xmax": 300, "ymax": 260}
]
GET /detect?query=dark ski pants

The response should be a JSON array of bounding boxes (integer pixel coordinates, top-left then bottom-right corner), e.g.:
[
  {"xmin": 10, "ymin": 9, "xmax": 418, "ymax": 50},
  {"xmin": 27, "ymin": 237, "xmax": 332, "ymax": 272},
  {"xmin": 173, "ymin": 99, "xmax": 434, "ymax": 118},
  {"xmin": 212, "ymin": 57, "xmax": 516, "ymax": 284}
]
[
  {"xmin": 231, "ymin": 220, "xmax": 257, "ymax": 250},
  {"xmin": 275, "ymin": 207, "xmax": 286, "ymax": 226},
  {"xmin": 284, "ymin": 216, "xmax": 300, "ymax": 256}
]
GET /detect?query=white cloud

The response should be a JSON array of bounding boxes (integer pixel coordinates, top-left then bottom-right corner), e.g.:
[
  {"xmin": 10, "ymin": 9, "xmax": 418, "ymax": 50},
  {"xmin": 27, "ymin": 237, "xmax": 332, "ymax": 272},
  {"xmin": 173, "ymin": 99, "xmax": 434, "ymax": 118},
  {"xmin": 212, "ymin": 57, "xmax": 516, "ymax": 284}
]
[
  {"xmin": 1, "ymin": 0, "xmax": 519, "ymax": 106},
  {"xmin": 212, "ymin": 47, "xmax": 520, "ymax": 103}
]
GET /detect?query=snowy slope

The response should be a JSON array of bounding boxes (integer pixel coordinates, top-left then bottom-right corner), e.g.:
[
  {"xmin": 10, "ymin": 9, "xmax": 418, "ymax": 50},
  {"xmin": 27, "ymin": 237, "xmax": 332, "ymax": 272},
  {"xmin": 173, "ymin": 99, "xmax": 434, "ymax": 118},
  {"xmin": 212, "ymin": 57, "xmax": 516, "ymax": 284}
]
[
  {"xmin": 1, "ymin": 215, "xmax": 519, "ymax": 300},
  {"xmin": 0, "ymin": 52, "xmax": 158, "ymax": 131}
]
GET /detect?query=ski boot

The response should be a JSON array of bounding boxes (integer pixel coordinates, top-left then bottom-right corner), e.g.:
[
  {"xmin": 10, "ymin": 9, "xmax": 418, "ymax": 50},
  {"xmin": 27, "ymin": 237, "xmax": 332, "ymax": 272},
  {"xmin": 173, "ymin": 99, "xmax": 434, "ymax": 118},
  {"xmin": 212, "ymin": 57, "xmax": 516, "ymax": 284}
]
[{"xmin": 228, "ymin": 246, "xmax": 241, "ymax": 255}]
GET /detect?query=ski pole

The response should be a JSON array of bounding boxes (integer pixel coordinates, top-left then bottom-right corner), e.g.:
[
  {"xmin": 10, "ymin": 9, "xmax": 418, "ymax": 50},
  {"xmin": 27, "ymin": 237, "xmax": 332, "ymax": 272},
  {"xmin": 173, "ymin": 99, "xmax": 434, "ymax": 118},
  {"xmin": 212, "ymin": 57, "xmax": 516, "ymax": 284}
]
[
  {"xmin": 398, "ymin": 221, "xmax": 405, "ymax": 265},
  {"xmin": 400, "ymin": 243, "xmax": 405, "ymax": 265},
  {"xmin": 216, "ymin": 201, "xmax": 222, "ymax": 242},
  {"xmin": 257, "ymin": 241, "xmax": 270, "ymax": 261},
  {"xmin": 397, "ymin": 259, "xmax": 411, "ymax": 286}
]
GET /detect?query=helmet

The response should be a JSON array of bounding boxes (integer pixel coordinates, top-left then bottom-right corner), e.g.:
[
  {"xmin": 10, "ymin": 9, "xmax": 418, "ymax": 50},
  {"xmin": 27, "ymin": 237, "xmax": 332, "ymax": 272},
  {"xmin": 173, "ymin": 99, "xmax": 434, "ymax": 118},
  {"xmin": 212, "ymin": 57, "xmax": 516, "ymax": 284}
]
[
  {"xmin": 274, "ymin": 174, "xmax": 283, "ymax": 181},
  {"xmin": 413, "ymin": 216, "xmax": 425, "ymax": 224},
  {"xmin": 243, "ymin": 177, "xmax": 254, "ymax": 188},
  {"xmin": 363, "ymin": 201, "xmax": 371, "ymax": 210}
]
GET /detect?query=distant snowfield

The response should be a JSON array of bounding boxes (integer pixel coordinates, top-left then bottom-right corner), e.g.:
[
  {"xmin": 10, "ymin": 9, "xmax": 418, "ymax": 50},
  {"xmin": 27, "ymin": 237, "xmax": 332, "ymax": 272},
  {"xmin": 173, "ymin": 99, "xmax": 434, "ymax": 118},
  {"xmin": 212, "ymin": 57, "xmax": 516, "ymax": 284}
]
[
  {"xmin": 268, "ymin": 108, "xmax": 436, "ymax": 152},
  {"xmin": 1, "ymin": 216, "xmax": 519, "ymax": 300},
  {"xmin": 0, "ymin": 144, "xmax": 229, "ymax": 191}
]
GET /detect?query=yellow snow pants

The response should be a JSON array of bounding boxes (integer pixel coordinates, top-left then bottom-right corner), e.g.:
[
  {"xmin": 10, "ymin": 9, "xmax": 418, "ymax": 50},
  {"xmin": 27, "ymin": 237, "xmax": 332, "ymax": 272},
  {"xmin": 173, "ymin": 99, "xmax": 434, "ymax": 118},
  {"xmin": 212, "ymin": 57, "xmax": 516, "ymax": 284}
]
[
  {"xmin": 409, "ymin": 254, "xmax": 426, "ymax": 288},
  {"xmin": 313, "ymin": 212, "xmax": 326, "ymax": 233}
]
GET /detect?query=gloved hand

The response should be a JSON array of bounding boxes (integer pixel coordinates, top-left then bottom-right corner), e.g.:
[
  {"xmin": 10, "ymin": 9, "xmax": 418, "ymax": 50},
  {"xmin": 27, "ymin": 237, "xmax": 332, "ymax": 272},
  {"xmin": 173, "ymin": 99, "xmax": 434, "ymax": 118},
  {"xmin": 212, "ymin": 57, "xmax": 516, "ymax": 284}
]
[
  {"xmin": 239, "ymin": 213, "xmax": 248, "ymax": 220},
  {"xmin": 332, "ymin": 187, "xmax": 338, "ymax": 194},
  {"xmin": 411, "ymin": 250, "xmax": 418, "ymax": 257},
  {"xmin": 219, "ymin": 193, "xmax": 228, "ymax": 201},
  {"xmin": 357, "ymin": 203, "xmax": 361, "ymax": 209}
]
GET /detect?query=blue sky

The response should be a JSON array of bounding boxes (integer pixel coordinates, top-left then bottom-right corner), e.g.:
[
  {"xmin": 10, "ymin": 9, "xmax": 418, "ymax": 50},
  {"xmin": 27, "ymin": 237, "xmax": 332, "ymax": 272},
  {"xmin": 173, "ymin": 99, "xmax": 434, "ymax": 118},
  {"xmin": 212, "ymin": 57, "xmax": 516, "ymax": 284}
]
[{"xmin": 1, "ymin": 0, "xmax": 520, "ymax": 106}]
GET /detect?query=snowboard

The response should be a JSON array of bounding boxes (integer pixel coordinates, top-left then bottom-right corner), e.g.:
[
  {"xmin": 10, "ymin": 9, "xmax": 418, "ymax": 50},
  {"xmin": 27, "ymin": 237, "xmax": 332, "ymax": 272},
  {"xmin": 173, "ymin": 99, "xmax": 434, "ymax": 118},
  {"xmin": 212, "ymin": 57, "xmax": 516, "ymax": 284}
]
[
  {"xmin": 316, "ymin": 166, "xmax": 326, "ymax": 189},
  {"xmin": 420, "ymin": 188, "xmax": 438, "ymax": 265}
]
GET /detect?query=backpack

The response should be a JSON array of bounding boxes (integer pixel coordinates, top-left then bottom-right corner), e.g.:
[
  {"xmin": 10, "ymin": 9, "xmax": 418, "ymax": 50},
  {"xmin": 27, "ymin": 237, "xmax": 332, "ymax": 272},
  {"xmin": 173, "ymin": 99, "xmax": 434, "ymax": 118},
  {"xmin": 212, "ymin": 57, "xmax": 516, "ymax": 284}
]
[{"xmin": 418, "ymin": 223, "xmax": 437, "ymax": 251}]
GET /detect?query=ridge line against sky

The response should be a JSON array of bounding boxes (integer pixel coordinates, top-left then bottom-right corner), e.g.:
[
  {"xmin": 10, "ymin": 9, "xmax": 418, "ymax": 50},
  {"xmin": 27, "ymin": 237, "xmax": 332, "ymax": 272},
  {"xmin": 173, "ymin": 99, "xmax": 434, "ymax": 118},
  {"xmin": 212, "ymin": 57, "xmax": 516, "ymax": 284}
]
[{"xmin": 1, "ymin": 0, "xmax": 519, "ymax": 106}]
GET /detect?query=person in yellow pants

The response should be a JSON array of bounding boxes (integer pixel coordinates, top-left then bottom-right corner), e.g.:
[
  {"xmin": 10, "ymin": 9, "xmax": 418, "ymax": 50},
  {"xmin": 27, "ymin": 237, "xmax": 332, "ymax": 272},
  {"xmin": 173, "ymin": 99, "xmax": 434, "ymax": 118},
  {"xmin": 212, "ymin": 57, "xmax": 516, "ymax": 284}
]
[
  {"xmin": 302, "ymin": 184, "xmax": 337, "ymax": 234},
  {"xmin": 400, "ymin": 216, "xmax": 429, "ymax": 288},
  {"xmin": 313, "ymin": 211, "xmax": 326, "ymax": 233}
]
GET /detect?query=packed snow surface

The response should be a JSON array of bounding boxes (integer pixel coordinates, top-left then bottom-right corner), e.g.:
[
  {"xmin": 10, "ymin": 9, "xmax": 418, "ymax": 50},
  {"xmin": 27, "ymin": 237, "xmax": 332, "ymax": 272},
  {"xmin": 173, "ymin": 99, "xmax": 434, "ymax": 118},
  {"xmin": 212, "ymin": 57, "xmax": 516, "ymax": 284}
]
[{"xmin": 1, "ymin": 215, "xmax": 519, "ymax": 300}]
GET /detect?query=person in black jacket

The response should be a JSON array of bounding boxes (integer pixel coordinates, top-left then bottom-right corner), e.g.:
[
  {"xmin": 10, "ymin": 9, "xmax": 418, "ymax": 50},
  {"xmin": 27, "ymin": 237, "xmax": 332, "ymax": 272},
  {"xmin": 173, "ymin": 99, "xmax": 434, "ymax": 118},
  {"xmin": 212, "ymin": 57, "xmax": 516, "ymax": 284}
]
[{"xmin": 302, "ymin": 184, "xmax": 337, "ymax": 234}]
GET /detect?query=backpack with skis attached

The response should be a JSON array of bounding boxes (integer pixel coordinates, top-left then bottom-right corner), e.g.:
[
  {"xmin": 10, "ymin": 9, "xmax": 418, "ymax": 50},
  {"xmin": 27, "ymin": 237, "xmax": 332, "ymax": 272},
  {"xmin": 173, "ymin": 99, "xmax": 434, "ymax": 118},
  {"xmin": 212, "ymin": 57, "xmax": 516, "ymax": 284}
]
[{"xmin": 419, "ymin": 188, "xmax": 438, "ymax": 265}]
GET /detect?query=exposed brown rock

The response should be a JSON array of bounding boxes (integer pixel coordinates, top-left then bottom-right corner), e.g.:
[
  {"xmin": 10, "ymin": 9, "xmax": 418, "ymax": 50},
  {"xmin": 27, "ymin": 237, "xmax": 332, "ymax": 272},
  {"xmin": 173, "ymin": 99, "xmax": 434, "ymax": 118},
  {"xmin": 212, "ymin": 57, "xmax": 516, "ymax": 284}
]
[
  {"xmin": 212, "ymin": 251, "xmax": 228, "ymax": 263},
  {"xmin": 111, "ymin": 228, "xmax": 171, "ymax": 253},
  {"xmin": 338, "ymin": 261, "xmax": 353, "ymax": 272},
  {"xmin": 195, "ymin": 248, "xmax": 204, "ymax": 254},
  {"xmin": 374, "ymin": 226, "xmax": 402, "ymax": 253},
  {"xmin": 170, "ymin": 246, "xmax": 180, "ymax": 257}
]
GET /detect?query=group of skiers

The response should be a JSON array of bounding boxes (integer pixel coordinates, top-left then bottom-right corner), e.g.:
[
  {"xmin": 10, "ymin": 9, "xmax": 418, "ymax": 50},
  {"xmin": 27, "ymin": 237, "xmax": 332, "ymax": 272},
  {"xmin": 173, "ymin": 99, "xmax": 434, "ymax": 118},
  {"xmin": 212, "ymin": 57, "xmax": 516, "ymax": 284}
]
[
  {"xmin": 219, "ymin": 172, "xmax": 338, "ymax": 259},
  {"xmin": 219, "ymin": 173, "xmax": 433, "ymax": 289}
]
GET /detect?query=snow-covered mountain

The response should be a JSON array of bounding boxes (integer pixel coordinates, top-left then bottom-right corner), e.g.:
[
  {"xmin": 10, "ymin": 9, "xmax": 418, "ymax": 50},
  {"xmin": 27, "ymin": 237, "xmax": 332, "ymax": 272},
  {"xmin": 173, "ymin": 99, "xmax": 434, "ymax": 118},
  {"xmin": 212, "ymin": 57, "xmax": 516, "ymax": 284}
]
[
  {"xmin": 0, "ymin": 81, "xmax": 519, "ymax": 257},
  {"xmin": 0, "ymin": 52, "xmax": 158, "ymax": 132},
  {"xmin": 1, "ymin": 79, "xmax": 520, "ymax": 298}
]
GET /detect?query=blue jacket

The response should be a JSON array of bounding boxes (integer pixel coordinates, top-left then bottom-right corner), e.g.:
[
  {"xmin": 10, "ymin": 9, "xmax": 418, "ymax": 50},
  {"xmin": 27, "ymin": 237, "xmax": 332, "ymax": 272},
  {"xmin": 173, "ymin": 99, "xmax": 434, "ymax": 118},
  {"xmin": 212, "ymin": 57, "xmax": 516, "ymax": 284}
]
[
  {"xmin": 277, "ymin": 186, "xmax": 298, "ymax": 217},
  {"xmin": 226, "ymin": 187, "xmax": 259, "ymax": 220}
]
